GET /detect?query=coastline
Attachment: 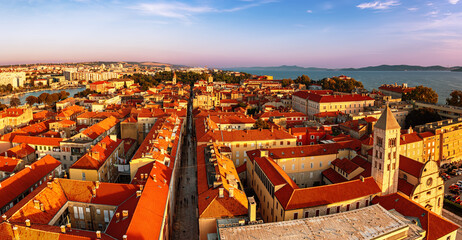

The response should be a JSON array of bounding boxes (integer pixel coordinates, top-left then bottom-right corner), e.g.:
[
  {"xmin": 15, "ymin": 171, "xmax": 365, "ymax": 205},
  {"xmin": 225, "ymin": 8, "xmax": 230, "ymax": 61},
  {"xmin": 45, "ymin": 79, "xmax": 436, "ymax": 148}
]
[{"xmin": 0, "ymin": 85, "xmax": 85, "ymax": 99}]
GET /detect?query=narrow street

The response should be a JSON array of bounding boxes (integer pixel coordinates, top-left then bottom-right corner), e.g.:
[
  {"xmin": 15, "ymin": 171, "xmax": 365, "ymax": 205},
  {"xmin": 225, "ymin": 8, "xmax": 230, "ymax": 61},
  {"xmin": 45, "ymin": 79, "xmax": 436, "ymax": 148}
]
[{"xmin": 172, "ymin": 87, "xmax": 199, "ymax": 240}]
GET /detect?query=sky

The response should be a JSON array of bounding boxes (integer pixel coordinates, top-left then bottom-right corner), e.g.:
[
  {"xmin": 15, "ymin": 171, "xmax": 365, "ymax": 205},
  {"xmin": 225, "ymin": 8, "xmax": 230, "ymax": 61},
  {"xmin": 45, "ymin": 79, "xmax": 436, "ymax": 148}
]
[{"xmin": 0, "ymin": 0, "xmax": 462, "ymax": 68}]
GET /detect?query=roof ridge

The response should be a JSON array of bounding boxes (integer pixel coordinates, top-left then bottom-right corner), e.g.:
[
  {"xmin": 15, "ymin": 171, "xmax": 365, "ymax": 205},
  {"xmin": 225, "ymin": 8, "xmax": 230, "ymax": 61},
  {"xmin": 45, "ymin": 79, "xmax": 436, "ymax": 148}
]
[{"xmin": 57, "ymin": 179, "xmax": 70, "ymax": 201}]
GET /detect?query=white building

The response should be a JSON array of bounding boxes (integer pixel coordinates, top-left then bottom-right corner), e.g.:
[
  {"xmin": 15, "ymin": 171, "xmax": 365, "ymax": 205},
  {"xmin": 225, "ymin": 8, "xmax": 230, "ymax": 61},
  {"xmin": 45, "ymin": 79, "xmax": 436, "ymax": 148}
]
[{"xmin": 0, "ymin": 72, "xmax": 26, "ymax": 88}]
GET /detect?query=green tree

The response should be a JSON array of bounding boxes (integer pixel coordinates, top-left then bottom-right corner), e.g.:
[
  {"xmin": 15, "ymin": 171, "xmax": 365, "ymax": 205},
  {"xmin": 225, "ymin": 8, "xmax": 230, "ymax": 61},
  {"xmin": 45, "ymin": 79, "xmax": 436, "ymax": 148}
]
[
  {"xmin": 58, "ymin": 91, "xmax": 70, "ymax": 100},
  {"xmin": 446, "ymin": 90, "xmax": 462, "ymax": 107},
  {"xmin": 26, "ymin": 96, "xmax": 38, "ymax": 106},
  {"xmin": 6, "ymin": 84, "xmax": 13, "ymax": 92},
  {"xmin": 38, "ymin": 93, "xmax": 49, "ymax": 104},
  {"xmin": 320, "ymin": 77, "xmax": 363, "ymax": 92},
  {"xmin": 253, "ymin": 119, "xmax": 270, "ymax": 129},
  {"xmin": 281, "ymin": 79, "xmax": 294, "ymax": 87},
  {"xmin": 10, "ymin": 97, "xmax": 21, "ymax": 107},
  {"xmin": 405, "ymin": 108, "xmax": 442, "ymax": 128},
  {"xmin": 294, "ymin": 74, "xmax": 311, "ymax": 86},
  {"xmin": 45, "ymin": 93, "xmax": 60, "ymax": 106},
  {"xmin": 402, "ymin": 86, "xmax": 438, "ymax": 104}
]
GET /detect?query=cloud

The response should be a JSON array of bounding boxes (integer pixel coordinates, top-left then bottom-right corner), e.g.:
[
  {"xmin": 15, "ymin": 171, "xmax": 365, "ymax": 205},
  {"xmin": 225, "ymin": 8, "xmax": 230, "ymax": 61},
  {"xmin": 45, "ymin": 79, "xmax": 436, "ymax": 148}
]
[
  {"xmin": 357, "ymin": 1, "xmax": 400, "ymax": 10},
  {"xmin": 407, "ymin": 7, "xmax": 418, "ymax": 11},
  {"xmin": 306, "ymin": 9, "xmax": 312, "ymax": 13},
  {"xmin": 130, "ymin": 2, "xmax": 213, "ymax": 20},
  {"xmin": 130, "ymin": 1, "xmax": 276, "ymax": 20},
  {"xmin": 449, "ymin": 0, "xmax": 459, "ymax": 4}
]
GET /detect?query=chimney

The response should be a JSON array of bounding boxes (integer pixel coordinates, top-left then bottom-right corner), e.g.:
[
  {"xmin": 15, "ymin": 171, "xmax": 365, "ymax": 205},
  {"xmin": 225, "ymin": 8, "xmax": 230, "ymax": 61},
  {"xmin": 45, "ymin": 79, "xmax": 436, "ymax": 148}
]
[
  {"xmin": 229, "ymin": 187, "xmax": 234, "ymax": 198},
  {"xmin": 48, "ymin": 175, "xmax": 53, "ymax": 181},
  {"xmin": 40, "ymin": 203, "xmax": 45, "ymax": 212},
  {"xmin": 289, "ymin": 128, "xmax": 292, "ymax": 135},
  {"xmin": 95, "ymin": 181, "xmax": 100, "ymax": 189},
  {"xmin": 60, "ymin": 225, "xmax": 66, "ymax": 234},
  {"xmin": 152, "ymin": 174, "xmax": 157, "ymax": 182},
  {"xmin": 101, "ymin": 142, "xmax": 107, "ymax": 149},
  {"xmin": 2, "ymin": 214, "xmax": 7, "ymax": 222},
  {"xmin": 47, "ymin": 182, "xmax": 52, "ymax": 189},
  {"xmin": 54, "ymin": 178, "xmax": 58, "ymax": 183},
  {"xmin": 122, "ymin": 210, "xmax": 129, "ymax": 219},
  {"xmin": 360, "ymin": 176, "xmax": 364, "ymax": 182},
  {"xmin": 110, "ymin": 135, "xmax": 117, "ymax": 142},
  {"xmin": 271, "ymin": 126, "xmax": 274, "ymax": 132},
  {"xmin": 123, "ymin": 235, "xmax": 128, "ymax": 240},
  {"xmin": 92, "ymin": 187, "xmax": 97, "ymax": 197},
  {"xmin": 136, "ymin": 190, "xmax": 142, "ymax": 197},
  {"xmin": 219, "ymin": 188, "xmax": 224, "ymax": 198},
  {"xmin": 408, "ymin": 127, "xmax": 413, "ymax": 134},
  {"xmin": 13, "ymin": 226, "xmax": 19, "ymax": 240},
  {"xmin": 66, "ymin": 223, "xmax": 71, "ymax": 230},
  {"xmin": 96, "ymin": 231, "xmax": 102, "ymax": 239},
  {"xmin": 116, "ymin": 212, "xmax": 120, "ymax": 222},
  {"xmin": 25, "ymin": 219, "xmax": 31, "ymax": 227},
  {"xmin": 248, "ymin": 197, "xmax": 257, "ymax": 223},
  {"xmin": 33, "ymin": 200, "xmax": 40, "ymax": 209},
  {"xmin": 139, "ymin": 185, "xmax": 144, "ymax": 191}
]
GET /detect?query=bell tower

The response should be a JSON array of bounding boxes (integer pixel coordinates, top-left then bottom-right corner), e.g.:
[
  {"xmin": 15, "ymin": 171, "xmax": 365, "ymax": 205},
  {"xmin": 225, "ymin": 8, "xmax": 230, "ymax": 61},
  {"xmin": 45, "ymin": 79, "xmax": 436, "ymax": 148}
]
[{"xmin": 371, "ymin": 105, "xmax": 401, "ymax": 195}]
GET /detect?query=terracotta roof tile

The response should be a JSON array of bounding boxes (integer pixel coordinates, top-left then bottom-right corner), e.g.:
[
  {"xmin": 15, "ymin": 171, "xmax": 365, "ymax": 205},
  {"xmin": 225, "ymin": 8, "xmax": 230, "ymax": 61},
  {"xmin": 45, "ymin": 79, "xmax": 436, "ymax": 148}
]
[{"xmin": 399, "ymin": 155, "xmax": 424, "ymax": 177}]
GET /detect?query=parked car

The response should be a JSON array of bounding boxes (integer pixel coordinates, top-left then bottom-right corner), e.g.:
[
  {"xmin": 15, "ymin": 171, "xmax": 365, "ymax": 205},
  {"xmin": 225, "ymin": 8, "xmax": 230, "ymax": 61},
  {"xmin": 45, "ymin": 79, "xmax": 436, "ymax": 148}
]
[
  {"xmin": 450, "ymin": 184, "xmax": 460, "ymax": 190},
  {"xmin": 450, "ymin": 189, "xmax": 460, "ymax": 194}
]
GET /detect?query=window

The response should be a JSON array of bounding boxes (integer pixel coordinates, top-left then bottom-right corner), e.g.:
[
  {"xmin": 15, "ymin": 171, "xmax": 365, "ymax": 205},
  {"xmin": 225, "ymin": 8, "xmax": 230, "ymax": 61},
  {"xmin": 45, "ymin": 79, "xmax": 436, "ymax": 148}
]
[
  {"xmin": 82, "ymin": 172, "xmax": 86, "ymax": 181},
  {"xmin": 73, "ymin": 206, "xmax": 79, "ymax": 219},
  {"xmin": 319, "ymin": 162, "xmax": 322, "ymax": 167},
  {"xmin": 326, "ymin": 208, "xmax": 330, "ymax": 215},
  {"xmin": 86, "ymin": 207, "xmax": 90, "ymax": 213},
  {"xmin": 365, "ymin": 200, "xmax": 369, "ymax": 206},
  {"xmin": 292, "ymin": 164, "xmax": 295, "ymax": 170},
  {"xmin": 310, "ymin": 135, "xmax": 315, "ymax": 139},
  {"xmin": 356, "ymin": 202, "xmax": 360, "ymax": 209},
  {"xmin": 310, "ymin": 163, "xmax": 313, "ymax": 168},
  {"xmin": 301, "ymin": 163, "xmax": 305, "ymax": 169},
  {"xmin": 236, "ymin": 144, "xmax": 239, "ymax": 147},
  {"xmin": 346, "ymin": 204, "xmax": 350, "ymax": 211},
  {"xmin": 336, "ymin": 206, "xmax": 340, "ymax": 213},
  {"xmin": 315, "ymin": 210, "xmax": 320, "ymax": 216},
  {"xmin": 78, "ymin": 207, "xmax": 84, "ymax": 219},
  {"xmin": 104, "ymin": 210, "xmax": 109, "ymax": 222},
  {"xmin": 236, "ymin": 159, "xmax": 240, "ymax": 166},
  {"xmin": 96, "ymin": 208, "xmax": 101, "ymax": 215},
  {"xmin": 294, "ymin": 213, "xmax": 298, "ymax": 219},
  {"xmin": 304, "ymin": 212, "xmax": 309, "ymax": 218}
]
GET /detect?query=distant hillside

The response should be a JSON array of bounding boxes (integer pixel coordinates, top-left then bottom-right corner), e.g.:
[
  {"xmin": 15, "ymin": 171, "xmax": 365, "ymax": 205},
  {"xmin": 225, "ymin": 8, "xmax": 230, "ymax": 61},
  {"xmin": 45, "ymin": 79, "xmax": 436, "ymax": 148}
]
[
  {"xmin": 229, "ymin": 65, "xmax": 332, "ymax": 71},
  {"xmin": 341, "ymin": 65, "xmax": 450, "ymax": 71},
  {"xmin": 228, "ymin": 64, "xmax": 458, "ymax": 72}
]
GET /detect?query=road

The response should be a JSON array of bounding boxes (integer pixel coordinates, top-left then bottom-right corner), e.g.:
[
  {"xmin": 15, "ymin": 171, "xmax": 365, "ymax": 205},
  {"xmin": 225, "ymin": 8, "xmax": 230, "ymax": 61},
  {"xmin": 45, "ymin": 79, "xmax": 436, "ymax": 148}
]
[
  {"xmin": 444, "ymin": 174, "xmax": 462, "ymax": 240},
  {"xmin": 172, "ymin": 88, "xmax": 199, "ymax": 240}
]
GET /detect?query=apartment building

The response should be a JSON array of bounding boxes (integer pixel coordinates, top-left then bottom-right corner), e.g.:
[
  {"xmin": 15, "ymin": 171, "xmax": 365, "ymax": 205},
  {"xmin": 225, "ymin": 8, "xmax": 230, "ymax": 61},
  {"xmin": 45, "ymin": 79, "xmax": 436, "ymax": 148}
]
[
  {"xmin": 0, "ymin": 107, "xmax": 33, "ymax": 134},
  {"xmin": 292, "ymin": 90, "xmax": 374, "ymax": 118},
  {"xmin": 69, "ymin": 135, "xmax": 124, "ymax": 182},
  {"xmin": 0, "ymin": 72, "xmax": 26, "ymax": 88}
]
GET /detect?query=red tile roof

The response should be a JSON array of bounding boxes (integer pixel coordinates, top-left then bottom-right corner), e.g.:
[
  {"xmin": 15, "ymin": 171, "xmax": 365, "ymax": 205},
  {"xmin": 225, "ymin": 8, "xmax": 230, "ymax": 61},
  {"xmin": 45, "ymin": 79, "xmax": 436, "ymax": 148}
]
[
  {"xmin": 332, "ymin": 158, "xmax": 361, "ymax": 174},
  {"xmin": 0, "ymin": 155, "xmax": 61, "ymax": 210},
  {"xmin": 373, "ymin": 192, "xmax": 459, "ymax": 240},
  {"xmin": 71, "ymin": 136, "xmax": 123, "ymax": 170},
  {"xmin": 0, "ymin": 156, "xmax": 20, "ymax": 173},
  {"xmin": 322, "ymin": 168, "xmax": 348, "ymax": 184},
  {"xmin": 11, "ymin": 135, "xmax": 63, "ymax": 147},
  {"xmin": 399, "ymin": 155, "xmax": 424, "ymax": 177},
  {"xmin": 398, "ymin": 178, "xmax": 415, "ymax": 196},
  {"xmin": 3, "ymin": 143, "xmax": 35, "ymax": 159}
]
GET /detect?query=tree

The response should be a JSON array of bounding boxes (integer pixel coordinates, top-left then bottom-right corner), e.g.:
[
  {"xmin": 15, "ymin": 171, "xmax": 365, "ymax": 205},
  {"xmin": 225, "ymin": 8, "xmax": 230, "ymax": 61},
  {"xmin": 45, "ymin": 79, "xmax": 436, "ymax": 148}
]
[
  {"xmin": 6, "ymin": 84, "xmax": 13, "ymax": 92},
  {"xmin": 294, "ymin": 75, "xmax": 311, "ymax": 85},
  {"xmin": 45, "ymin": 93, "xmax": 60, "ymax": 106},
  {"xmin": 58, "ymin": 91, "xmax": 70, "ymax": 100},
  {"xmin": 38, "ymin": 93, "xmax": 49, "ymax": 104},
  {"xmin": 26, "ymin": 96, "xmax": 38, "ymax": 106},
  {"xmin": 320, "ymin": 76, "xmax": 363, "ymax": 92},
  {"xmin": 446, "ymin": 90, "xmax": 462, "ymax": 107},
  {"xmin": 0, "ymin": 104, "xmax": 7, "ymax": 111},
  {"xmin": 402, "ymin": 86, "xmax": 438, "ymax": 104},
  {"xmin": 281, "ymin": 79, "xmax": 294, "ymax": 87},
  {"xmin": 10, "ymin": 97, "xmax": 21, "ymax": 107},
  {"xmin": 405, "ymin": 108, "xmax": 442, "ymax": 128},
  {"xmin": 253, "ymin": 119, "xmax": 270, "ymax": 129}
]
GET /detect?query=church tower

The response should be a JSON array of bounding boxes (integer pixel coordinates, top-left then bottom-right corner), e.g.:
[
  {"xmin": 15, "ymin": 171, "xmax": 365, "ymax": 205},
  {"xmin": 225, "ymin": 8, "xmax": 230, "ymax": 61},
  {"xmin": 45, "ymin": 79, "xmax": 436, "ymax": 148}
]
[
  {"xmin": 371, "ymin": 105, "xmax": 401, "ymax": 195},
  {"xmin": 172, "ymin": 72, "xmax": 177, "ymax": 85}
]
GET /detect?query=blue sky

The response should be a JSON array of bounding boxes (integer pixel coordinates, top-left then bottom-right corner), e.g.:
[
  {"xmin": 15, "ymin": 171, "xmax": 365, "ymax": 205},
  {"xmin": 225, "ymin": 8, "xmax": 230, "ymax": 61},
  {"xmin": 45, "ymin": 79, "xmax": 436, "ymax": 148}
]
[{"xmin": 0, "ymin": 0, "xmax": 461, "ymax": 68}]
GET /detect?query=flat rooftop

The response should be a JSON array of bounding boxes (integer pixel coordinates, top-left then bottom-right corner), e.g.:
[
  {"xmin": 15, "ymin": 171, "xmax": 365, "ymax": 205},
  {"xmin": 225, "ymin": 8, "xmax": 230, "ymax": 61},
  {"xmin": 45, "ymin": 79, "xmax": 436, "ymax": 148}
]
[{"xmin": 218, "ymin": 204, "xmax": 424, "ymax": 240}]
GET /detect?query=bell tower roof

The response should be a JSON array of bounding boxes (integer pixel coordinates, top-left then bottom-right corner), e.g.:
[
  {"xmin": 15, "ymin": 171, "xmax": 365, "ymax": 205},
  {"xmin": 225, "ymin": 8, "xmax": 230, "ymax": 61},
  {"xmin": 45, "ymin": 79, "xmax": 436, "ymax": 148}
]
[{"xmin": 375, "ymin": 105, "xmax": 400, "ymax": 130}]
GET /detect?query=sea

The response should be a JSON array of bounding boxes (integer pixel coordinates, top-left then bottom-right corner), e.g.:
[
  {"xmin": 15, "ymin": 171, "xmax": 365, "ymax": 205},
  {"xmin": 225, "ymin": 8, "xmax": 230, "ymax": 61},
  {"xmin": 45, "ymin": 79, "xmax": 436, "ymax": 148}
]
[
  {"xmin": 228, "ymin": 69, "xmax": 462, "ymax": 104},
  {"xmin": 0, "ymin": 87, "xmax": 86, "ymax": 106}
]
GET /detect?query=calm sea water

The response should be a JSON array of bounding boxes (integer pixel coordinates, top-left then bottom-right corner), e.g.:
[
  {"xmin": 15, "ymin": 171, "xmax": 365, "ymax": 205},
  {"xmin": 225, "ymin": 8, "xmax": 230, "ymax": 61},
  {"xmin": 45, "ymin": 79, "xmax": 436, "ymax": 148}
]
[
  {"xmin": 229, "ymin": 69, "xmax": 462, "ymax": 104},
  {"xmin": 0, "ymin": 87, "xmax": 86, "ymax": 105}
]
